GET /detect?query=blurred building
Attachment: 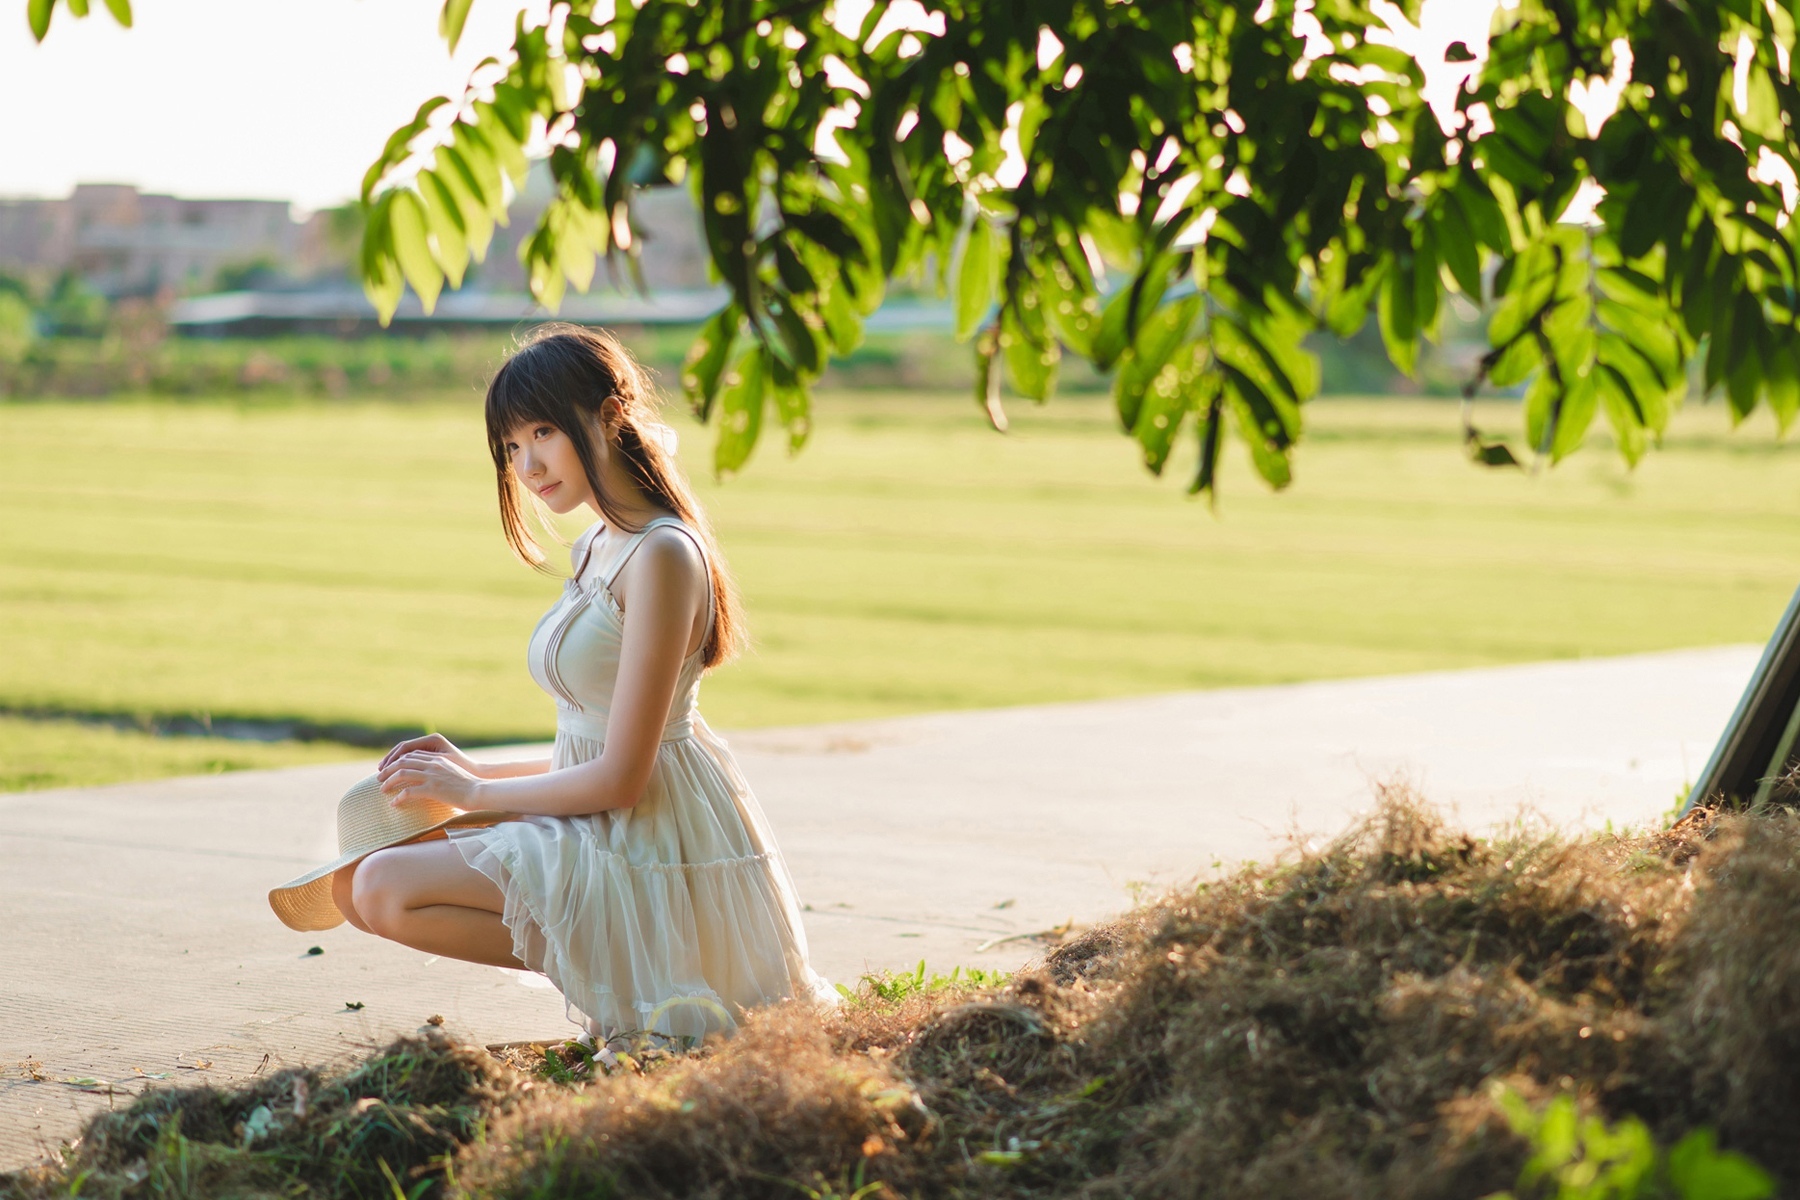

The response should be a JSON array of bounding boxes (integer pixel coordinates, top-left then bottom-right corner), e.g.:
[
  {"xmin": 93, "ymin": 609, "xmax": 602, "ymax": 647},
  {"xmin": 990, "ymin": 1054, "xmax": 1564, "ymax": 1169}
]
[
  {"xmin": 0, "ymin": 169, "xmax": 710, "ymax": 304},
  {"xmin": 0, "ymin": 184, "xmax": 299, "ymax": 296}
]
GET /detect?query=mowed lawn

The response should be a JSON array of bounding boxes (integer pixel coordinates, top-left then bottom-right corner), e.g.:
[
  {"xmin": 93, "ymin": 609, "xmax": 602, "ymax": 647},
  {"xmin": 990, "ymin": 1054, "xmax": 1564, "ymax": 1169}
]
[{"xmin": 4, "ymin": 389, "xmax": 1800, "ymax": 790}]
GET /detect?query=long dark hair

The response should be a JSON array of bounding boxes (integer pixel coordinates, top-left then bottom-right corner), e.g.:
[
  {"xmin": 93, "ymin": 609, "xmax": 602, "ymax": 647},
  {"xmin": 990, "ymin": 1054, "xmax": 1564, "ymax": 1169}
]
[{"xmin": 484, "ymin": 323, "xmax": 742, "ymax": 668}]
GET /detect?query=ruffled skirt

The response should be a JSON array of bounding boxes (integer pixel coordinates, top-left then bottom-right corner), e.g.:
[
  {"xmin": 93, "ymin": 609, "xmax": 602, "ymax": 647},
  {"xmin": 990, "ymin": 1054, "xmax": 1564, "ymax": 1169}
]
[{"xmin": 448, "ymin": 719, "xmax": 835, "ymax": 1041}]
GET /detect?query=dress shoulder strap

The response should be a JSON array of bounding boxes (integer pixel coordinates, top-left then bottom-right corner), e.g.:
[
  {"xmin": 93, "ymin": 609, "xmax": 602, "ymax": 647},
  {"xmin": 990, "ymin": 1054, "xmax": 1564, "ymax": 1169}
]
[
  {"xmin": 569, "ymin": 522, "xmax": 607, "ymax": 583},
  {"xmin": 598, "ymin": 516, "xmax": 702, "ymax": 589}
]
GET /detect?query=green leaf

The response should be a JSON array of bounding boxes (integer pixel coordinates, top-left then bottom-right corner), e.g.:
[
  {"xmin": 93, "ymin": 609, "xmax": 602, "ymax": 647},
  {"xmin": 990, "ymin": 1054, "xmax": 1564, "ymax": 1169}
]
[
  {"xmin": 1380, "ymin": 252, "xmax": 1419, "ymax": 376},
  {"xmin": 432, "ymin": 147, "xmax": 495, "ymax": 261},
  {"xmin": 1436, "ymin": 196, "xmax": 1483, "ymax": 298},
  {"xmin": 388, "ymin": 190, "xmax": 443, "ymax": 313},
  {"xmin": 1414, "ymin": 224, "xmax": 1441, "ymax": 338},
  {"xmin": 1523, "ymin": 370, "xmax": 1558, "ymax": 456},
  {"xmin": 955, "ymin": 219, "xmax": 999, "ymax": 341},
  {"xmin": 819, "ymin": 277, "xmax": 863, "ymax": 356},
  {"xmin": 1548, "ymin": 370, "xmax": 1597, "ymax": 462},
  {"xmin": 1115, "ymin": 294, "xmax": 1200, "ymax": 431},
  {"xmin": 452, "ymin": 125, "xmax": 513, "ymax": 220},
  {"xmin": 1226, "ymin": 381, "xmax": 1294, "ymax": 489},
  {"xmin": 1135, "ymin": 341, "xmax": 1209, "ymax": 475},
  {"xmin": 974, "ymin": 325, "xmax": 1006, "ymax": 430},
  {"xmin": 1002, "ymin": 307, "xmax": 1060, "ymax": 402},
  {"xmin": 1726, "ymin": 292, "xmax": 1765, "ymax": 421},
  {"xmin": 439, "ymin": 0, "xmax": 474, "ymax": 53},
  {"xmin": 28, "ymin": 0, "xmax": 52, "ymax": 40},
  {"xmin": 769, "ymin": 357, "xmax": 813, "ymax": 452},
  {"xmin": 101, "ymin": 0, "xmax": 129, "ymax": 22},
  {"xmin": 1093, "ymin": 268, "xmax": 1172, "ymax": 371},
  {"xmin": 417, "ymin": 171, "xmax": 470, "ymax": 290},
  {"xmin": 773, "ymin": 237, "xmax": 819, "ymax": 296},
  {"xmin": 770, "ymin": 296, "xmax": 824, "ymax": 375},
  {"xmin": 714, "ymin": 345, "xmax": 768, "ymax": 476},
  {"xmin": 1597, "ymin": 367, "xmax": 1648, "ymax": 466},
  {"xmin": 474, "ymin": 101, "xmax": 529, "ymax": 186},
  {"xmin": 682, "ymin": 305, "xmax": 740, "ymax": 421},
  {"xmin": 359, "ymin": 197, "xmax": 406, "ymax": 326},
  {"xmin": 1215, "ymin": 313, "xmax": 1315, "ymax": 412},
  {"xmin": 1741, "ymin": 66, "xmax": 1783, "ymax": 141},
  {"xmin": 786, "ymin": 210, "xmax": 869, "ymax": 268},
  {"xmin": 1667, "ymin": 1130, "xmax": 1774, "ymax": 1200},
  {"xmin": 1041, "ymin": 255, "xmax": 1100, "ymax": 358},
  {"xmin": 1765, "ymin": 341, "xmax": 1800, "ymax": 434},
  {"xmin": 1190, "ymin": 394, "xmax": 1225, "ymax": 496}
]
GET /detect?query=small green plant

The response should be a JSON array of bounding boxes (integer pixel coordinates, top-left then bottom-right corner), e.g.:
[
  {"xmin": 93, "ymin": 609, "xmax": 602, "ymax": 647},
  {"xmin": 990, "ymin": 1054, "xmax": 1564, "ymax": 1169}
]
[
  {"xmin": 1492, "ymin": 1088, "xmax": 1772, "ymax": 1200},
  {"xmin": 766, "ymin": 1164, "xmax": 884, "ymax": 1200},
  {"xmin": 1664, "ymin": 782, "xmax": 1694, "ymax": 829},
  {"xmin": 838, "ymin": 960, "xmax": 1012, "ymax": 1004}
]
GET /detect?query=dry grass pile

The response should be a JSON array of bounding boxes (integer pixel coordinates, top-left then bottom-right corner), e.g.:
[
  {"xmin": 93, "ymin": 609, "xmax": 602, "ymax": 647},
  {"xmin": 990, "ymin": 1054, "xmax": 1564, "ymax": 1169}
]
[
  {"xmin": 0, "ymin": 1036, "xmax": 512, "ymax": 1200},
  {"xmin": 13, "ymin": 788, "xmax": 1800, "ymax": 1199}
]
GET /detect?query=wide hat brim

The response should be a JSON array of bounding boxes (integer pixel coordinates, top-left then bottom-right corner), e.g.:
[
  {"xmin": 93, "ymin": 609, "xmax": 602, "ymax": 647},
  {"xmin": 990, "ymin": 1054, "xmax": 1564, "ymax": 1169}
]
[{"xmin": 268, "ymin": 772, "xmax": 512, "ymax": 932}]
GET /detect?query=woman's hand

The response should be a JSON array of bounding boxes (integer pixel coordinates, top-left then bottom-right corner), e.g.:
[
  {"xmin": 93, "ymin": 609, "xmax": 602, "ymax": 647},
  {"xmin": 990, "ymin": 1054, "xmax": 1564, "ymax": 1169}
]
[
  {"xmin": 380, "ymin": 734, "xmax": 485, "ymax": 778},
  {"xmin": 378, "ymin": 748, "xmax": 484, "ymax": 812}
]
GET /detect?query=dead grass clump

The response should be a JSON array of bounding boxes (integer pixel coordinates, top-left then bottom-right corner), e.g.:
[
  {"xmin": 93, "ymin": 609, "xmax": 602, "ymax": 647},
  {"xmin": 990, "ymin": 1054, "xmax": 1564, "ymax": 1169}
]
[
  {"xmin": 1061, "ymin": 790, "xmax": 1702, "ymax": 1198},
  {"xmin": 461, "ymin": 1006, "xmax": 928, "ymax": 1200},
  {"xmin": 17, "ymin": 788, "xmax": 1800, "ymax": 1199},
  {"xmin": 1665, "ymin": 809, "xmax": 1800, "ymax": 1180},
  {"xmin": 1, "ymin": 1035, "xmax": 512, "ymax": 1200}
]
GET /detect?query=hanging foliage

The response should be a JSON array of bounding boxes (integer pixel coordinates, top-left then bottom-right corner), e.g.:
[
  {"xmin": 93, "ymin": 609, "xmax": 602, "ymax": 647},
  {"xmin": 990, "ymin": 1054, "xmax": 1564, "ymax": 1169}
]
[{"xmin": 29, "ymin": 0, "xmax": 1800, "ymax": 492}]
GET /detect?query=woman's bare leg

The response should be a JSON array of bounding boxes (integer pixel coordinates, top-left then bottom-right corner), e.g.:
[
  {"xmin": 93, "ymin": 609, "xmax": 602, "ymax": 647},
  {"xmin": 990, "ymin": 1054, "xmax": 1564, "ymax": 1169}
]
[
  {"xmin": 332, "ymin": 865, "xmax": 375, "ymax": 933},
  {"xmin": 350, "ymin": 841, "xmax": 524, "ymax": 969}
]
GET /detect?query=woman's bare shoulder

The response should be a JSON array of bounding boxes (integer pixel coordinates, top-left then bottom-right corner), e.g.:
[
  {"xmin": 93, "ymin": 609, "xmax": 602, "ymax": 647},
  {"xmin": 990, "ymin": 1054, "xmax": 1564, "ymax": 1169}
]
[
  {"xmin": 634, "ymin": 523, "xmax": 706, "ymax": 581},
  {"xmin": 613, "ymin": 522, "xmax": 706, "ymax": 607}
]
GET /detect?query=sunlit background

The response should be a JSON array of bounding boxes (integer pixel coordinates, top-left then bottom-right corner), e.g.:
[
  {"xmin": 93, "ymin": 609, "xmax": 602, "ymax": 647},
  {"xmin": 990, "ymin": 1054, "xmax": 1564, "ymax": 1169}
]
[{"xmin": 5, "ymin": 0, "xmax": 1800, "ymax": 797}]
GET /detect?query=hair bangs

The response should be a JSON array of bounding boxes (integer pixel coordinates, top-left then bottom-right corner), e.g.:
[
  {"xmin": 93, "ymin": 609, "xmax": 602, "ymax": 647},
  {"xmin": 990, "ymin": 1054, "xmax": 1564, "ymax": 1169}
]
[{"xmin": 485, "ymin": 353, "xmax": 572, "ymax": 471}]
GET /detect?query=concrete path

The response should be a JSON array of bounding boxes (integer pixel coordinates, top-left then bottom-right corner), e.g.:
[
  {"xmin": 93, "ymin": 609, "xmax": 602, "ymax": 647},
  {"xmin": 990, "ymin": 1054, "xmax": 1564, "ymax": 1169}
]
[{"xmin": 0, "ymin": 645, "xmax": 1758, "ymax": 1168}]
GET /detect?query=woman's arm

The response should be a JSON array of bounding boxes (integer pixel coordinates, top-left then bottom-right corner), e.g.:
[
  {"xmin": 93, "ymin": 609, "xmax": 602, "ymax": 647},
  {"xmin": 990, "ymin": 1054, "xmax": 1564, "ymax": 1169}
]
[
  {"xmin": 379, "ymin": 530, "xmax": 706, "ymax": 817},
  {"xmin": 476, "ymin": 757, "xmax": 554, "ymax": 780}
]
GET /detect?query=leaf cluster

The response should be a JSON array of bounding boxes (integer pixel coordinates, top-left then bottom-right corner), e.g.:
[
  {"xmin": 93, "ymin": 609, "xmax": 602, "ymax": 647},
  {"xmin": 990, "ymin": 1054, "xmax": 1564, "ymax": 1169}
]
[
  {"xmin": 109, "ymin": 0, "xmax": 1800, "ymax": 490},
  {"xmin": 1493, "ymin": 1090, "xmax": 1772, "ymax": 1200},
  {"xmin": 24, "ymin": 0, "xmax": 129, "ymax": 41}
]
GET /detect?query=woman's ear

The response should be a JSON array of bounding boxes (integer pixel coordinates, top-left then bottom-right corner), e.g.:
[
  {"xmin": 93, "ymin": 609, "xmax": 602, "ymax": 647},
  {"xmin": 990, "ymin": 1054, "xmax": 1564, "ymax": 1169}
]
[{"xmin": 598, "ymin": 393, "xmax": 626, "ymax": 432}]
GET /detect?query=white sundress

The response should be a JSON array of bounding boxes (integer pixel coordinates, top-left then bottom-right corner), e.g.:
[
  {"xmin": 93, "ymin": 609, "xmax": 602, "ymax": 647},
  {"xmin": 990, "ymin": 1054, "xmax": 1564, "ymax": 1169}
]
[{"xmin": 448, "ymin": 516, "xmax": 836, "ymax": 1041}]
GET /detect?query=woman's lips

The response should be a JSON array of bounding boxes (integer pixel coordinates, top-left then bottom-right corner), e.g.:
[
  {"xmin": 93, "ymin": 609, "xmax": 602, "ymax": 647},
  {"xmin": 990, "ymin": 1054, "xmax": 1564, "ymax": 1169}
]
[{"xmin": 538, "ymin": 482, "xmax": 560, "ymax": 497}]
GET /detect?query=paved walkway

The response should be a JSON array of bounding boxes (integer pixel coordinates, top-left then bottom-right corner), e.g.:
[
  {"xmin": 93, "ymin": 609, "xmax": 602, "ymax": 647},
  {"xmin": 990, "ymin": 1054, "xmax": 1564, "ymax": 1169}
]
[{"xmin": 0, "ymin": 645, "xmax": 1758, "ymax": 1168}]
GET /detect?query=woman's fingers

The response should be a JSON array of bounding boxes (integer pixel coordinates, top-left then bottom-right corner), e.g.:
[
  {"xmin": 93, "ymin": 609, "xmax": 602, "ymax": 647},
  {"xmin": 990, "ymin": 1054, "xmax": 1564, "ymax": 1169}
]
[
  {"xmin": 378, "ymin": 750, "xmax": 444, "ymax": 783},
  {"xmin": 382, "ymin": 767, "xmax": 439, "ymax": 795},
  {"xmin": 380, "ymin": 734, "xmax": 451, "ymax": 769}
]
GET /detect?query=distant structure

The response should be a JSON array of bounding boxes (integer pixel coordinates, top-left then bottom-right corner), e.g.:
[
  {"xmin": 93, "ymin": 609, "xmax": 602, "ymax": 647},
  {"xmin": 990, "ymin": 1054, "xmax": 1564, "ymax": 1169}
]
[
  {"xmin": 0, "ymin": 184, "xmax": 303, "ymax": 296},
  {"xmin": 0, "ymin": 169, "xmax": 711, "ymax": 313}
]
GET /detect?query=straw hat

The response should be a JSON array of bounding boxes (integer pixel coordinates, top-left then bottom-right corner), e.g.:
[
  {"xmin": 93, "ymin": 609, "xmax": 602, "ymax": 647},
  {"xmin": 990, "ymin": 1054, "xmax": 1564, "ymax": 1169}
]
[{"xmin": 268, "ymin": 772, "xmax": 511, "ymax": 932}]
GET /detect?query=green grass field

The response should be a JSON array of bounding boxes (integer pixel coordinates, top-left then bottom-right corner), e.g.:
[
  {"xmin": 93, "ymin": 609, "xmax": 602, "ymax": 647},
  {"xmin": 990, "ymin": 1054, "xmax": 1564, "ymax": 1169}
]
[{"xmin": 5, "ymin": 388, "xmax": 1800, "ymax": 791}]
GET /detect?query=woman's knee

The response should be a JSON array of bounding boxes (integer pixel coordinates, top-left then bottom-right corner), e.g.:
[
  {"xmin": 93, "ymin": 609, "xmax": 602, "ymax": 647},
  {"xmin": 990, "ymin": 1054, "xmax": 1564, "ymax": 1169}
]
[
  {"xmin": 350, "ymin": 849, "xmax": 413, "ymax": 937},
  {"xmin": 331, "ymin": 864, "xmax": 373, "ymax": 934}
]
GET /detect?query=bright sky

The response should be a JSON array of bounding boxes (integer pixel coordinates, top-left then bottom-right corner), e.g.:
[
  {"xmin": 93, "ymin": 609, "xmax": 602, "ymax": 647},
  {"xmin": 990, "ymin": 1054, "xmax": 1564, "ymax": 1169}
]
[
  {"xmin": 0, "ymin": 0, "xmax": 1499, "ymax": 215},
  {"xmin": 0, "ymin": 0, "xmax": 545, "ymax": 213}
]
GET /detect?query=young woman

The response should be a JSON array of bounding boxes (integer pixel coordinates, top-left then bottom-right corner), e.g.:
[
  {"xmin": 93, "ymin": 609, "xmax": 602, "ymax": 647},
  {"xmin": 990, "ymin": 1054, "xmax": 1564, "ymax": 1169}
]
[{"xmin": 332, "ymin": 324, "xmax": 835, "ymax": 1041}]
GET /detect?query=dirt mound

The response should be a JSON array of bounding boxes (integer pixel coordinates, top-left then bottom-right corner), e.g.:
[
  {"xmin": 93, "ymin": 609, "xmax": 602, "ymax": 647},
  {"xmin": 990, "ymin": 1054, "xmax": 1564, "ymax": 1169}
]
[{"xmin": 10, "ymin": 788, "xmax": 1800, "ymax": 1199}]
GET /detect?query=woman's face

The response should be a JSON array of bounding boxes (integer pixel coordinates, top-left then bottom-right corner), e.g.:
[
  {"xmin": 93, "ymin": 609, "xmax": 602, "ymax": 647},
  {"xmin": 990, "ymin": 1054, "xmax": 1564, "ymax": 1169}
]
[{"xmin": 503, "ymin": 419, "xmax": 595, "ymax": 515}]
